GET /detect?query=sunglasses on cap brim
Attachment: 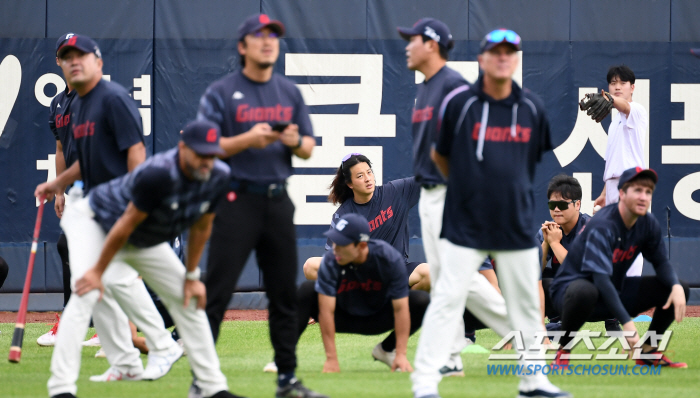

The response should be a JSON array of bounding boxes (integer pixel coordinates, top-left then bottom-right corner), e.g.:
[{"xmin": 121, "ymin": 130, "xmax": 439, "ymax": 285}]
[{"xmin": 484, "ymin": 29, "xmax": 521, "ymax": 47}]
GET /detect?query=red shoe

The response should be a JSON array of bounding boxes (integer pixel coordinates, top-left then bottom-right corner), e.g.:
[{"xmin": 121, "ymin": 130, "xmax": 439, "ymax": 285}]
[
  {"xmin": 636, "ymin": 350, "xmax": 687, "ymax": 368},
  {"xmin": 552, "ymin": 349, "xmax": 570, "ymax": 370},
  {"xmin": 37, "ymin": 314, "xmax": 60, "ymax": 346}
]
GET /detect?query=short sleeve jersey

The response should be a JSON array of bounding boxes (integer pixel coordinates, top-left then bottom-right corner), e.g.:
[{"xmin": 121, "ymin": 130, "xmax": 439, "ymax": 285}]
[
  {"xmin": 412, "ymin": 66, "xmax": 468, "ymax": 185},
  {"xmin": 603, "ymin": 102, "xmax": 647, "ymax": 181},
  {"xmin": 48, "ymin": 89, "xmax": 78, "ymax": 167},
  {"xmin": 197, "ymin": 71, "xmax": 314, "ymax": 184},
  {"xmin": 70, "ymin": 79, "xmax": 144, "ymax": 193},
  {"xmin": 315, "ymin": 240, "xmax": 409, "ymax": 317},
  {"xmin": 326, "ymin": 177, "xmax": 421, "ymax": 262},
  {"xmin": 550, "ymin": 204, "xmax": 678, "ymax": 304},
  {"xmin": 536, "ymin": 213, "xmax": 591, "ymax": 274},
  {"xmin": 435, "ymin": 76, "xmax": 553, "ymax": 250},
  {"xmin": 89, "ymin": 147, "xmax": 231, "ymax": 248}
]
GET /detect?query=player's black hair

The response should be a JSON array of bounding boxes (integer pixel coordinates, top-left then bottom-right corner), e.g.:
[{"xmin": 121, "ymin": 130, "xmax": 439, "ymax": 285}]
[
  {"xmin": 421, "ymin": 35, "xmax": 449, "ymax": 61},
  {"xmin": 239, "ymin": 39, "xmax": 246, "ymax": 67},
  {"xmin": 328, "ymin": 154, "xmax": 373, "ymax": 205},
  {"xmin": 607, "ymin": 65, "xmax": 635, "ymax": 84},
  {"xmin": 547, "ymin": 174, "xmax": 582, "ymax": 201}
]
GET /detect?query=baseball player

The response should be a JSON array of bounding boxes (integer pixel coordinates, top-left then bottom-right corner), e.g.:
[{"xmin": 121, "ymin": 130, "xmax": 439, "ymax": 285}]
[
  {"xmin": 298, "ymin": 213, "xmax": 430, "ymax": 373},
  {"xmin": 551, "ymin": 168, "xmax": 689, "ymax": 369},
  {"xmin": 34, "ymin": 34, "xmax": 183, "ymax": 397},
  {"xmin": 36, "ymin": 33, "xmax": 80, "ymax": 347},
  {"xmin": 412, "ymin": 29, "xmax": 570, "ymax": 398},
  {"xmin": 195, "ymin": 14, "xmax": 325, "ymax": 398},
  {"xmin": 591, "ymin": 65, "xmax": 647, "ymax": 277},
  {"xmin": 68, "ymin": 120, "xmax": 243, "ymax": 398},
  {"xmin": 300, "ymin": 153, "xmax": 510, "ymax": 376},
  {"xmin": 399, "ymin": 17, "xmax": 511, "ymax": 354}
]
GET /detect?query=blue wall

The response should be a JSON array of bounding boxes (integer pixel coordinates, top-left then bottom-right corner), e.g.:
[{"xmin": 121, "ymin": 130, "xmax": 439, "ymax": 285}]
[{"xmin": 1, "ymin": 0, "xmax": 700, "ymax": 295}]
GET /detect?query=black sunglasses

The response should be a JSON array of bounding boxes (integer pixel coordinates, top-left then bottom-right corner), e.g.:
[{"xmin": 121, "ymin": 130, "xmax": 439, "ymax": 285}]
[{"xmin": 548, "ymin": 200, "xmax": 577, "ymax": 211}]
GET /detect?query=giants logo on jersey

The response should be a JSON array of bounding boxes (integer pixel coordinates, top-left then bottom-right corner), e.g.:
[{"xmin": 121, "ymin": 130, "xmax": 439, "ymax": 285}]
[
  {"xmin": 337, "ymin": 278, "xmax": 382, "ymax": 294},
  {"xmin": 368, "ymin": 206, "xmax": 393, "ymax": 232},
  {"xmin": 235, "ymin": 104, "xmax": 292, "ymax": 123},
  {"xmin": 613, "ymin": 245, "xmax": 638, "ymax": 263},
  {"xmin": 55, "ymin": 113, "xmax": 70, "ymax": 128},
  {"xmin": 412, "ymin": 106, "xmax": 433, "ymax": 123},
  {"xmin": 73, "ymin": 120, "xmax": 95, "ymax": 139},
  {"xmin": 471, "ymin": 123, "xmax": 531, "ymax": 143}
]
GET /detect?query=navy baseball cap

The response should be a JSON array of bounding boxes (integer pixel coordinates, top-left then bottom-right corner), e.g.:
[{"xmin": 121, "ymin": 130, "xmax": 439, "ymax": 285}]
[
  {"xmin": 238, "ymin": 14, "xmax": 285, "ymax": 42},
  {"xmin": 618, "ymin": 167, "xmax": 658, "ymax": 189},
  {"xmin": 480, "ymin": 29, "xmax": 522, "ymax": 53},
  {"xmin": 324, "ymin": 213, "xmax": 371, "ymax": 246},
  {"xmin": 55, "ymin": 32, "xmax": 76, "ymax": 56},
  {"xmin": 398, "ymin": 18, "xmax": 454, "ymax": 50},
  {"xmin": 56, "ymin": 34, "xmax": 102, "ymax": 59},
  {"xmin": 181, "ymin": 120, "xmax": 226, "ymax": 156}
]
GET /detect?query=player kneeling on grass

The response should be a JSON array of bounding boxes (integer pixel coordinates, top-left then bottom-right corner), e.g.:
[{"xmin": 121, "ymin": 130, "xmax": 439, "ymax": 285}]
[
  {"xmin": 64, "ymin": 121, "xmax": 245, "ymax": 398},
  {"xmin": 550, "ymin": 167, "xmax": 689, "ymax": 369},
  {"xmin": 298, "ymin": 213, "xmax": 430, "ymax": 373}
]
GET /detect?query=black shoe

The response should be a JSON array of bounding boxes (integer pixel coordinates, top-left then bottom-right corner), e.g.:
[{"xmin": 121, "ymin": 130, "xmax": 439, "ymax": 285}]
[
  {"xmin": 276, "ymin": 379, "xmax": 329, "ymax": 398},
  {"xmin": 51, "ymin": 394, "xmax": 77, "ymax": 398},
  {"xmin": 210, "ymin": 391, "xmax": 248, "ymax": 398},
  {"xmin": 604, "ymin": 318, "xmax": 622, "ymax": 332}
]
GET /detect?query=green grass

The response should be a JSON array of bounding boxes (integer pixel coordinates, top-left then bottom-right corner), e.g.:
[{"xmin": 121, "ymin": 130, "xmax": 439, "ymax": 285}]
[{"xmin": 1, "ymin": 318, "xmax": 698, "ymax": 398}]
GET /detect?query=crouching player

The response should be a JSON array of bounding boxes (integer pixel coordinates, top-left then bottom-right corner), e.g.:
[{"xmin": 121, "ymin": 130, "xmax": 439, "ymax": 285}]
[
  {"xmin": 297, "ymin": 213, "xmax": 430, "ymax": 373},
  {"xmin": 63, "ymin": 121, "xmax": 245, "ymax": 398},
  {"xmin": 551, "ymin": 167, "xmax": 689, "ymax": 368}
]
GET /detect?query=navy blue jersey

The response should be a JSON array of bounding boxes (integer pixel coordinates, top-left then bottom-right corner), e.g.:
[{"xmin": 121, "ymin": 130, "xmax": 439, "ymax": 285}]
[
  {"xmin": 197, "ymin": 71, "xmax": 314, "ymax": 184},
  {"xmin": 48, "ymin": 89, "xmax": 78, "ymax": 167},
  {"xmin": 316, "ymin": 240, "xmax": 409, "ymax": 317},
  {"xmin": 412, "ymin": 66, "xmax": 468, "ymax": 185},
  {"xmin": 550, "ymin": 204, "xmax": 680, "ymax": 319},
  {"xmin": 536, "ymin": 213, "xmax": 591, "ymax": 274},
  {"xmin": 71, "ymin": 79, "xmax": 144, "ymax": 193},
  {"xmin": 326, "ymin": 178, "xmax": 421, "ymax": 262},
  {"xmin": 89, "ymin": 147, "xmax": 231, "ymax": 248},
  {"xmin": 435, "ymin": 76, "xmax": 552, "ymax": 250}
]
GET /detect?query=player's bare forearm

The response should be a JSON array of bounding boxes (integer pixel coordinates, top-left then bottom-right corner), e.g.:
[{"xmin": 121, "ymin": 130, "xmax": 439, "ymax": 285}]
[
  {"xmin": 540, "ymin": 241, "xmax": 549, "ymax": 271},
  {"xmin": 292, "ymin": 135, "xmax": 315, "ymax": 159},
  {"xmin": 431, "ymin": 149, "xmax": 450, "ymax": 178},
  {"xmin": 318, "ymin": 294, "xmax": 338, "ymax": 360},
  {"xmin": 186, "ymin": 213, "xmax": 215, "ymax": 272},
  {"xmin": 55, "ymin": 141, "xmax": 67, "ymax": 184},
  {"xmin": 127, "ymin": 142, "xmax": 146, "ymax": 171},
  {"xmin": 608, "ymin": 92, "xmax": 631, "ymax": 116},
  {"xmin": 392, "ymin": 297, "xmax": 410, "ymax": 356},
  {"xmin": 93, "ymin": 203, "xmax": 148, "ymax": 274},
  {"xmin": 36, "ymin": 161, "xmax": 82, "ymax": 200},
  {"xmin": 549, "ymin": 242, "xmax": 568, "ymax": 266},
  {"xmin": 219, "ymin": 134, "xmax": 254, "ymax": 157}
]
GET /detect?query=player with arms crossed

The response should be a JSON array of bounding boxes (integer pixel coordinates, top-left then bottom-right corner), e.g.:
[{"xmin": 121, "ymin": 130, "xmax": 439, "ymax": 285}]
[
  {"xmin": 550, "ymin": 168, "xmax": 689, "ymax": 369},
  {"xmin": 196, "ymin": 13, "xmax": 325, "ymax": 398},
  {"xmin": 412, "ymin": 29, "xmax": 570, "ymax": 398}
]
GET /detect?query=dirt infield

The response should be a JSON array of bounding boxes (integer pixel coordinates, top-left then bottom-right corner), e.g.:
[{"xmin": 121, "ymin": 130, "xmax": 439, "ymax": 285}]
[{"xmin": 1, "ymin": 307, "xmax": 699, "ymax": 323}]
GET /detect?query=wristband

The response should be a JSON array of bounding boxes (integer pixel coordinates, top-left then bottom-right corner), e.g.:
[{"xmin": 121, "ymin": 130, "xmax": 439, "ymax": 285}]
[
  {"xmin": 294, "ymin": 135, "xmax": 303, "ymax": 149},
  {"xmin": 185, "ymin": 267, "xmax": 201, "ymax": 281}
]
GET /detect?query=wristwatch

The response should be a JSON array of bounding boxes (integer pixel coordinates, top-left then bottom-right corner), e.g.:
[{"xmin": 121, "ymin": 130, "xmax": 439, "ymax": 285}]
[{"xmin": 185, "ymin": 267, "xmax": 201, "ymax": 281}]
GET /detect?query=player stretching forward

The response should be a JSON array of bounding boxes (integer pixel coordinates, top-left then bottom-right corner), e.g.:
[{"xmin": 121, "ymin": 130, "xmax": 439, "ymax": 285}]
[
  {"xmin": 551, "ymin": 168, "xmax": 688, "ymax": 369},
  {"xmin": 412, "ymin": 29, "xmax": 570, "ymax": 398},
  {"xmin": 68, "ymin": 120, "xmax": 243, "ymax": 398}
]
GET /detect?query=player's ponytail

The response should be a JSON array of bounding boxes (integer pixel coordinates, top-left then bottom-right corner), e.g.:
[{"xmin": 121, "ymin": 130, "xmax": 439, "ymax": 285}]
[{"xmin": 328, "ymin": 154, "xmax": 372, "ymax": 205}]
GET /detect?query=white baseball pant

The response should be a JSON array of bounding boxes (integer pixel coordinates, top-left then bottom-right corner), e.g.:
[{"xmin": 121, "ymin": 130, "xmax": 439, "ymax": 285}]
[
  {"xmin": 412, "ymin": 241, "xmax": 549, "ymax": 397},
  {"xmin": 48, "ymin": 196, "xmax": 227, "ymax": 397}
]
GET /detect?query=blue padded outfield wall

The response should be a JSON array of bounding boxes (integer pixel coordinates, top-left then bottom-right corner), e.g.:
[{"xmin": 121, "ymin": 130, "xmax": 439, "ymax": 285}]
[{"xmin": 1, "ymin": 1, "xmax": 700, "ymax": 305}]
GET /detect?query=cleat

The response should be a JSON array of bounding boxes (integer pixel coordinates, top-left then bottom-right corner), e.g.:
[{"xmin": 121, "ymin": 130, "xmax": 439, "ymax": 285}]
[
  {"xmin": 604, "ymin": 319, "xmax": 621, "ymax": 332},
  {"xmin": 210, "ymin": 391, "xmax": 248, "ymax": 398},
  {"xmin": 37, "ymin": 314, "xmax": 60, "ymax": 346},
  {"xmin": 89, "ymin": 366, "xmax": 142, "ymax": 382},
  {"xmin": 551, "ymin": 349, "xmax": 570, "ymax": 369},
  {"xmin": 439, "ymin": 353, "xmax": 464, "ymax": 377},
  {"xmin": 82, "ymin": 333, "xmax": 101, "ymax": 347},
  {"xmin": 94, "ymin": 348, "xmax": 106, "ymax": 358},
  {"xmin": 636, "ymin": 350, "xmax": 687, "ymax": 368},
  {"xmin": 275, "ymin": 379, "xmax": 328, "ymax": 398},
  {"xmin": 263, "ymin": 361, "xmax": 278, "ymax": 373},
  {"xmin": 371, "ymin": 343, "xmax": 396, "ymax": 369},
  {"xmin": 142, "ymin": 344, "xmax": 184, "ymax": 380},
  {"xmin": 518, "ymin": 389, "xmax": 572, "ymax": 398}
]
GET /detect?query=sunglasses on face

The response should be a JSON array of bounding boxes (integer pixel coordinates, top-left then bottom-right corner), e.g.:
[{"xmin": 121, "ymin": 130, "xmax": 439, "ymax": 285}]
[
  {"xmin": 548, "ymin": 200, "xmax": 577, "ymax": 211},
  {"xmin": 484, "ymin": 29, "xmax": 521, "ymax": 47}
]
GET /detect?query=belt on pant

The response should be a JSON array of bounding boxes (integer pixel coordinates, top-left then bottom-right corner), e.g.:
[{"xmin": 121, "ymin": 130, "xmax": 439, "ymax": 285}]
[
  {"xmin": 421, "ymin": 183, "xmax": 444, "ymax": 190},
  {"xmin": 230, "ymin": 180, "xmax": 286, "ymax": 198}
]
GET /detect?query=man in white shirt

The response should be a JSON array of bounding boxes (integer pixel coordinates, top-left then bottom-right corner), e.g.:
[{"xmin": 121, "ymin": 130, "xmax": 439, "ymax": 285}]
[{"xmin": 593, "ymin": 65, "xmax": 647, "ymax": 277}]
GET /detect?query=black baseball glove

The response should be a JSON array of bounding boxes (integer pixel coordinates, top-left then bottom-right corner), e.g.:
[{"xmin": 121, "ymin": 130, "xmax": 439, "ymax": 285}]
[{"xmin": 579, "ymin": 91, "xmax": 614, "ymax": 123}]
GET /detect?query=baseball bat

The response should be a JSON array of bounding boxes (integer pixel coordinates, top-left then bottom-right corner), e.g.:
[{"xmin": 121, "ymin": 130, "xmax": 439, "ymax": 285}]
[{"xmin": 8, "ymin": 195, "xmax": 46, "ymax": 363}]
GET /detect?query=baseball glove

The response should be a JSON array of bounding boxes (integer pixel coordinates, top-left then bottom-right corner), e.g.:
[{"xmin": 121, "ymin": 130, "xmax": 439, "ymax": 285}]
[{"xmin": 579, "ymin": 91, "xmax": 614, "ymax": 123}]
